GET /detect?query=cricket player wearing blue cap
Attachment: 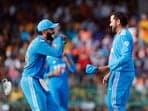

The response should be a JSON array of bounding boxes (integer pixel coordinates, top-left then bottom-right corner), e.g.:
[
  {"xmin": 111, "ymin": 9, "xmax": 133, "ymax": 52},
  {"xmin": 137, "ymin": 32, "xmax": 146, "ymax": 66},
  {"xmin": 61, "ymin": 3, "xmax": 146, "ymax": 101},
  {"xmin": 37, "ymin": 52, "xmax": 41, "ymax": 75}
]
[
  {"xmin": 43, "ymin": 36, "xmax": 76, "ymax": 111},
  {"xmin": 20, "ymin": 19, "xmax": 64, "ymax": 111},
  {"xmin": 85, "ymin": 12, "xmax": 135, "ymax": 111}
]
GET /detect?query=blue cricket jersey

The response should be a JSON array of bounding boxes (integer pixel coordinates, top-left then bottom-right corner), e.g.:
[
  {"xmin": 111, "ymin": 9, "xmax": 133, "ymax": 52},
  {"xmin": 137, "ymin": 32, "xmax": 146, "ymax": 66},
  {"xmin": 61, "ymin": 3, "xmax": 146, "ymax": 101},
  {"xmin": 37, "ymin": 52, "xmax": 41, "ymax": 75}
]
[
  {"xmin": 44, "ymin": 36, "xmax": 76, "ymax": 78},
  {"xmin": 22, "ymin": 35, "xmax": 64, "ymax": 78},
  {"xmin": 45, "ymin": 53, "xmax": 76, "ymax": 111},
  {"xmin": 109, "ymin": 28, "xmax": 135, "ymax": 72},
  {"xmin": 46, "ymin": 56, "xmax": 68, "ymax": 78},
  {"xmin": 45, "ymin": 54, "xmax": 76, "ymax": 78}
]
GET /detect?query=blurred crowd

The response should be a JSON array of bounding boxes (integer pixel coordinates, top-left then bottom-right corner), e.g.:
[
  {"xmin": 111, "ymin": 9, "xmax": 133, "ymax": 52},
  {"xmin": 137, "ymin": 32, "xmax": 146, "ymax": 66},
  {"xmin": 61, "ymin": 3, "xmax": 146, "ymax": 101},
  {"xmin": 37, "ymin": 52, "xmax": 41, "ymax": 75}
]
[{"xmin": 0, "ymin": 0, "xmax": 147, "ymax": 111}]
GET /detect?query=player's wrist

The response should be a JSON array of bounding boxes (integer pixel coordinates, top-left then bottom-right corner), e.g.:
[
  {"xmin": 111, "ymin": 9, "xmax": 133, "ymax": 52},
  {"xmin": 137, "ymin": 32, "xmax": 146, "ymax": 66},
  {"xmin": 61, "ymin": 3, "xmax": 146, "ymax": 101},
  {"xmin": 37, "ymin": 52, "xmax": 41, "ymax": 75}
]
[
  {"xmin": 98, "ymin": 66, "xmax": 109, "ymax": 74},
  {"xmin": 97, "ymin": 67, "xmax": 99, "ymax": 73}
]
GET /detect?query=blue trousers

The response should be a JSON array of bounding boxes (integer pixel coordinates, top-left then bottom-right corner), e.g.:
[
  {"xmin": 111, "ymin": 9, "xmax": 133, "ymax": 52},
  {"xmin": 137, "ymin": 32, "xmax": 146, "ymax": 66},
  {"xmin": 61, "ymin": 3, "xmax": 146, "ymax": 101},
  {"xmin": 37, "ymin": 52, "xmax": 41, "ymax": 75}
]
[
  {"xmin": 48, "ymin": 77, "xmax": 68, "ymax": 111},
  {"xmin": 20, "ymin": 76, "xmax": 59, "ymax": 111},
  {"xmin": 106, "ymin": 71, "xmax": 134, "ymax": 111}
]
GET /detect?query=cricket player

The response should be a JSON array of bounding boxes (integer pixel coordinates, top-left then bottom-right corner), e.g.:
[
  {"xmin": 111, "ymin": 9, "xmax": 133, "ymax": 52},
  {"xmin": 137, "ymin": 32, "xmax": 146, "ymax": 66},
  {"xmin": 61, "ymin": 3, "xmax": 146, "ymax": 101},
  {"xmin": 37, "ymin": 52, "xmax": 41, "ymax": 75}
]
[
  {"xmin": 86, "ymin": 12, "xmax": 135, "ymax": 111},
  {"xmin": 20, "ymin": 19, "xmax": 65, "ymax": 111},
  {"xmin": 44, "ymin": 37, "xmax": 76, "ymax": 111}
]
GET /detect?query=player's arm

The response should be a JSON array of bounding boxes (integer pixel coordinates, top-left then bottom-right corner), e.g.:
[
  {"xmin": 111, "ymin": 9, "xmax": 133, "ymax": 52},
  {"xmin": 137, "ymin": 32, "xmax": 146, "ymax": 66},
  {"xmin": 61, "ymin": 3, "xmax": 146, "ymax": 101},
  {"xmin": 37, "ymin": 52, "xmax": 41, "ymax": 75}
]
[
  {"xmin": 85, "ymin": 64, "xmax": 109, "ymax": 75},
  {"xmin": 63, "ymin": 53, "xmax": 76, "ymax": 73},
  {"xmin": 109, "ymin": 35, "xmax": 132, "ymax": 71},
  {"xmin": 36, "ymin": 36, "xmax": 64, "ymax": 57},
  {"xmin": 99, "ymin": 65, "xmax": 110, "ymax": 74}
]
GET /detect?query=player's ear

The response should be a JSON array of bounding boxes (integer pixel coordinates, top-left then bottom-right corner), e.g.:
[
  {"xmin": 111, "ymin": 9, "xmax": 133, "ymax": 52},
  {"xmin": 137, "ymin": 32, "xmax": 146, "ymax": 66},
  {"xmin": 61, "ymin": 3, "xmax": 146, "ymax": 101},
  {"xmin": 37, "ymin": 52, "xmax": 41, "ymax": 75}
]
[{"xmin": 117, "ymin": 19, "xmax": 120, "ymax": 26}]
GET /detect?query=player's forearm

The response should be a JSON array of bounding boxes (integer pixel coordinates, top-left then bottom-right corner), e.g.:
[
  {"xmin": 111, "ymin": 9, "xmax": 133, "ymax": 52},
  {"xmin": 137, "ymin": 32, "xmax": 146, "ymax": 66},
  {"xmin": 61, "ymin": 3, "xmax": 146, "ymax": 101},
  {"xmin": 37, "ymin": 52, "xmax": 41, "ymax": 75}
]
[
  {"xmin": 38, "ymin": 37, "xmax": 64, "ymax": 57},
  {"xmin": 109, "ymin": 54, "xmax": 131, "ymax": 71},
  {"xmin": 98, "ymin": 65, "xmax": 110, "ymax": 74},
  {"xmin": 86, "ymin": 64, "xmax": 109, "ymax": 75},
  {"xmin": 64, "ymin": 54, "xmax": 76, "ymax": 73}
]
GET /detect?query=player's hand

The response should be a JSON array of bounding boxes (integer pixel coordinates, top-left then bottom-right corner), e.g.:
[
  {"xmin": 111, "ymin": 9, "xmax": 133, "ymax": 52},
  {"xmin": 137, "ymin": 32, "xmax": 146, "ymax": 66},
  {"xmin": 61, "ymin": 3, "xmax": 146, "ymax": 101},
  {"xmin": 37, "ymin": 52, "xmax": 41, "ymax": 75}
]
[
  {"xmin": 2, "ymin": 78, "xmax": 12, "ymax": 95},
  {"xmin": 103, "ymin": 73, "xmax": 110, "ymax": 86},
  {"xmin": 61, "ymin": 34, "xmax": 69, "ymax": 44}
]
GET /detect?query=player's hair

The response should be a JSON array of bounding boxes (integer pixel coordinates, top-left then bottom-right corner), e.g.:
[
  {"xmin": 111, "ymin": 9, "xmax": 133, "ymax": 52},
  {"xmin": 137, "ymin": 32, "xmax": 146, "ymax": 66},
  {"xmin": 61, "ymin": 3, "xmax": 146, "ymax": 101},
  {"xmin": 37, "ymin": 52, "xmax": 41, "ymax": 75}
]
[
  {"xmin": 112, "ymin": 12, "xmax": 128, "ymax": 27},
  {"xmin": 36, "ymin": 28, "xmax": 42, "ymax": 35}
]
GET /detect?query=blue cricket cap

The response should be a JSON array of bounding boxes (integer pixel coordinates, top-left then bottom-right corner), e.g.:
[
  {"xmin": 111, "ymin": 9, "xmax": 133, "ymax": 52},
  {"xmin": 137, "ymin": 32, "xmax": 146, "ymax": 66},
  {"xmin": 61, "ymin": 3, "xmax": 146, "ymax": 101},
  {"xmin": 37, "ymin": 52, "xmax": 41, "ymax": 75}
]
[{"xmin": 37, "ymin": 19, "xmax": 59, "ymax": 31}]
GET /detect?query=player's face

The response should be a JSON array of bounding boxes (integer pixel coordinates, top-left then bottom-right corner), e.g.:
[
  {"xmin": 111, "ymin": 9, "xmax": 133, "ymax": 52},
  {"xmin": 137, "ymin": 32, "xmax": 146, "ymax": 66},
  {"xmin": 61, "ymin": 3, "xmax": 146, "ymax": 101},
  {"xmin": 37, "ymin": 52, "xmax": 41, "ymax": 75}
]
[
  {"xmin": 46, "ymin": 29, "xmax": 55, "ymax": 41},
  {"xmin": 110, "ymin": 15, "xmax": 117, "ymax": 32}
]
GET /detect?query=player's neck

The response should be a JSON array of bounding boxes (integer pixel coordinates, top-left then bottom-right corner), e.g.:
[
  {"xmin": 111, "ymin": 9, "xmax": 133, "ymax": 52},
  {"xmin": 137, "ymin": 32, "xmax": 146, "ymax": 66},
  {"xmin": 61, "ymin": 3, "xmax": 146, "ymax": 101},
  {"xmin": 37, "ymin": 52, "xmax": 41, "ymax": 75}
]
[{"xmin": 116, "ymin": 26, "xmax": 124, "ymax": 34}]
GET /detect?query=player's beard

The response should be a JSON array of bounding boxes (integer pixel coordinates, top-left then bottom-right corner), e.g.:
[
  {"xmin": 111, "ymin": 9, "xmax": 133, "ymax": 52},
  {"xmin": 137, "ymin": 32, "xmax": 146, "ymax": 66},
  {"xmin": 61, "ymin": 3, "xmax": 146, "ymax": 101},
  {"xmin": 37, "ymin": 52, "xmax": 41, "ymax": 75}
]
[
  {"xmin": 110, "ymin": 21, "xmax": 117, "ymax": 33},
  {"xmin": 46, "ymin": 32, "xmax": 55, "ymax": 41},
  {"xmin": 111, "ymin": 25, "xmax": 116, "ymax": 32},
  {"xmin": 108, "ymin": 26, "xmax": 116, "ymax": 36}
]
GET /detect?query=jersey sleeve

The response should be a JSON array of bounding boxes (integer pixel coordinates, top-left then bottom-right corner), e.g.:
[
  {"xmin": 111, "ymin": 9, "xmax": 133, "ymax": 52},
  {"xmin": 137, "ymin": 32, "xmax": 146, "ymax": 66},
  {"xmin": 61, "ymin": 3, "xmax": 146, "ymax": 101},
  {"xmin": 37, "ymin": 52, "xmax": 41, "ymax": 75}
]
[
  {"xmin": 109, "ymin": 35, "xmax": 133, "ymax": 71},
  {"xmin": 36, "ymin": 36, "xmax": 64, "ymax": 57}
]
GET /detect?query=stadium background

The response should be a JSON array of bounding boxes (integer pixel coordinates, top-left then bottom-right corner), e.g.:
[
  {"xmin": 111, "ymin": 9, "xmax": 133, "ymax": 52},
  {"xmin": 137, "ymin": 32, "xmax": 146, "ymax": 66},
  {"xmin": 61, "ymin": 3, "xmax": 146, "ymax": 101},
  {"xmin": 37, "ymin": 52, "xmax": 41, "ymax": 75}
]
[{"xmin": 0, "ymin": 0, "xmax": 147, "ymax": 111}]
